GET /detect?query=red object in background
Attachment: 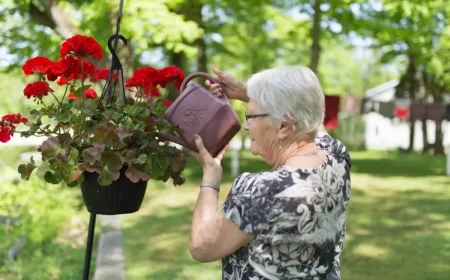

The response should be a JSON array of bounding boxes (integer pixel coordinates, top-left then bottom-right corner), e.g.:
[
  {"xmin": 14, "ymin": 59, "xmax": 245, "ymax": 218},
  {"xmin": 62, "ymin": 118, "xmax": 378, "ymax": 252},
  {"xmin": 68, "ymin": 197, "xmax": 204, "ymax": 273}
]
[
  {"xmin": 324, "ymin": 95, "xmax": 340, "ymax": 129},
  {"xmin": 394, "ymin": 107, "xmax": 409, "ymax": 119},
  {"xmin": 394, "ymin": 99, "xmax": 411, "ymax": 120}
]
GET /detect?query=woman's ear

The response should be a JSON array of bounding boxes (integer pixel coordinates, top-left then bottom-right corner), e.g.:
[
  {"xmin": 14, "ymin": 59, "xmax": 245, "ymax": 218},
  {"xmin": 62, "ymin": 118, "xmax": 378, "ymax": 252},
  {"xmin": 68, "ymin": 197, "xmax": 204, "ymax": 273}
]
[{"xmin": 277, "ymin": 117, "xmax": 295, "ymax": 141}]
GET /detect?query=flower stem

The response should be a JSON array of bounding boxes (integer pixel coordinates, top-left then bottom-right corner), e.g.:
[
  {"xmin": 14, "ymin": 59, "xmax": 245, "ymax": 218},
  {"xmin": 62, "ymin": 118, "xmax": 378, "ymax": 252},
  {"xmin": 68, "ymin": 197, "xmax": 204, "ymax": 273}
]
[
  {"xmin": 81, "ymin": 61, "xmax": 85, "ymax": 102},
  {"xmin": 60, "ymin": 83, "xmax": 70, "ymax": 105},
  {"xmin": 51, "ymin": 92, "xmax": 62, "ymax": 106},
  {"xmin": 41, "ymin": 100, "xmax": 48, "ymax": 108}
]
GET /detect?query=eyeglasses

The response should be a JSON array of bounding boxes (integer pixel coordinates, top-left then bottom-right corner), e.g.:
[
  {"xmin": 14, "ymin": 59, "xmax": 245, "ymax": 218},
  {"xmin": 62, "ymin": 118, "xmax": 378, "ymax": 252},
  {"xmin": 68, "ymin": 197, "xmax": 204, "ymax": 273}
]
[{"xmin": 245, "ymin": 111, "xmax": 269, "ymax": 122}]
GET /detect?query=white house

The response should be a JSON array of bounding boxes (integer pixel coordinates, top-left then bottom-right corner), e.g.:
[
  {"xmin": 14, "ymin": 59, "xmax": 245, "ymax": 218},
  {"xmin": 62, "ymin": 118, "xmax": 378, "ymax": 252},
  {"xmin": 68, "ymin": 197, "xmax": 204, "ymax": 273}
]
[{"xmin": 363, "ymin": 80, "xmax": 450, "ymax": 151}]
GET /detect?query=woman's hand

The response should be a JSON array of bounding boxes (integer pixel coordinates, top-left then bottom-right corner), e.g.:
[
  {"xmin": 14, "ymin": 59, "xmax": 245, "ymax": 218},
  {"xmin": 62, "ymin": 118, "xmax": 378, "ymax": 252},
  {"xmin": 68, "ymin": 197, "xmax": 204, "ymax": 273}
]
[
  {"xmin": 191, "ymin": 134, "xmax": 229, "ymax": 185},
  {"xmin": 205, "ymin": 65, "xmax": 249, "ymax": 102}
]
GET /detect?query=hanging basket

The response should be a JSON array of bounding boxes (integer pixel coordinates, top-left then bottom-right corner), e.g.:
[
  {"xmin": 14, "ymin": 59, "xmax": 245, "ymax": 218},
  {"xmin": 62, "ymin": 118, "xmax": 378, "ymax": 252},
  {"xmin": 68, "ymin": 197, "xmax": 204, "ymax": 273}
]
[{"xmin": 80, "ymin": 168, "xmax": 148, "ymax": 215}]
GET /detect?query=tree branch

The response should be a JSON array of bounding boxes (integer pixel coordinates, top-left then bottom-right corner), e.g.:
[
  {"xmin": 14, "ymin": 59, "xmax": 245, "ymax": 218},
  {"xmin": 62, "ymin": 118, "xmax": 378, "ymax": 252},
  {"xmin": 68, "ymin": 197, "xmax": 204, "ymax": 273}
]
[{"xmin": 29, "ymin": 0, "xmax": 79, "ymax": 39}]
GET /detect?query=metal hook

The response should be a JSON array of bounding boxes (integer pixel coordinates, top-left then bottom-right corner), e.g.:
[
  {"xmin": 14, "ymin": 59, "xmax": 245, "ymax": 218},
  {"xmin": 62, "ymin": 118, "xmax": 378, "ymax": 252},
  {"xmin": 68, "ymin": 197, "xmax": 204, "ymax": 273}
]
[{"xmin": 107, "ymin": 34, "xmax": 128, "ymax": 70}]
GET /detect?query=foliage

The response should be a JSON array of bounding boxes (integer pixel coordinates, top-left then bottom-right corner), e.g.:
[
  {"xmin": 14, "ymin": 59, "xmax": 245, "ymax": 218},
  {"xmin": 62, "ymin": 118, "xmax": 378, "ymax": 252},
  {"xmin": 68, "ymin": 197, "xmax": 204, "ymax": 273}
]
[
  {"xmin": 2, "ymin": 35, "xmax": 189, "ymax": 187},
  {"xmin": 0, "ymin": 176, "xmax": 92, "ymax": 279}
]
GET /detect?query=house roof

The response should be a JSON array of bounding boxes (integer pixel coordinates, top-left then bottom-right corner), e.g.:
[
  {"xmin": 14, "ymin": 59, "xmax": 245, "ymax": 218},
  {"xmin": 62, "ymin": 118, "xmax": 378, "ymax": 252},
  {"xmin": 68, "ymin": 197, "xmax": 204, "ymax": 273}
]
[{"xmin": 365, "ymin": 80, "xmax": 399, "ymax": 98}]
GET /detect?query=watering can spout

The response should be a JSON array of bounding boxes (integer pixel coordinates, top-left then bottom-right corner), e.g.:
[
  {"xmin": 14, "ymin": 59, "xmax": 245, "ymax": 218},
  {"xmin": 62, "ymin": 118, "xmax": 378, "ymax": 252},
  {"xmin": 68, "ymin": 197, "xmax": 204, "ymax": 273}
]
[{"xmin": 154, "ymin": 132, "xmax": 188, "ymax": 148}]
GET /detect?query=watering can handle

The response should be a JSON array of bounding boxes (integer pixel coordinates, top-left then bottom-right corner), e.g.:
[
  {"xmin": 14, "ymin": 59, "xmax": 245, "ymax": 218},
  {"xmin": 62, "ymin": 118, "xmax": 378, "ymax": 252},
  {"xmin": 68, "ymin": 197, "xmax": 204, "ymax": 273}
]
[{"xmin": 180, "ymin": 72, "xmax": 229, "ymax": 103}]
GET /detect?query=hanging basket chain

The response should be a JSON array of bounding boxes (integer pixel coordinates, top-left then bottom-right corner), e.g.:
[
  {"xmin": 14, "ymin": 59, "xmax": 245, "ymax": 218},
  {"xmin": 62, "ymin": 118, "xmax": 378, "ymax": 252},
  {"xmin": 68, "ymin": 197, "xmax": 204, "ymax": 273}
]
[{"xmin": 98, "ymin": 0, "xmax": 127, "ymax": 109}]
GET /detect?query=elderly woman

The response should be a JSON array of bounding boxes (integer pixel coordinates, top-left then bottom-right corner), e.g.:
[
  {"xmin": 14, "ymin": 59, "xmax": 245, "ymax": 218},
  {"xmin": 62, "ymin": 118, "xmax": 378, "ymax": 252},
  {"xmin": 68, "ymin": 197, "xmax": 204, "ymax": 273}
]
[{"xmin": 189, "ymin": 65, "xmax": 351, "ymax": 280}]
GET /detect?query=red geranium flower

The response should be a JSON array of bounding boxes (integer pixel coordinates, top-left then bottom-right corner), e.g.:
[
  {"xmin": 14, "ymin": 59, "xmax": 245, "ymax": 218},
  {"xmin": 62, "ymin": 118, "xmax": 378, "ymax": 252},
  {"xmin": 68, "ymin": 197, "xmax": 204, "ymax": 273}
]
[
  {"xmin": 0, "ymin": 113, "xmax": 27, "ymax": 143},
  {"xmin": 75, "ymin": 60, "xmax": 97, "ymax": 81},
  {"xmin": 0, "ymin": 126, "xmax": 12, "ymax": 143},
  {"xmin": 84, "ymin": 88, "xmax": 98, "ymax": 99},
  {"xmin": 57, "ymin": 76, "xmax": 69, "ymax": 85},
  {"xmin": 156, "ymin": 66, "xmax": 185, "ymax": 89},
  {"xmin": 23, "ymin": 81, "xmax": 53, "ymax": 99},
  {"xmin": 143, "ymin": 87, "xmax": 160, "ymax": 98},
  {"xmin": 2, "ymin": 113, "xmax": 28, "ymax": 124},
  {"xmin": 47, "ymin": 57, "xmax": 97, "ymax": 82},
  {"xmin": 22, "ymin": 56, "xmax": 53, "ymax": 76},
  {"xmin": 60, "ymin": 35, "xmax": 103, "ymax": 60},
  {"xmin": 46, "ymin": 56, "xmax": 77, "ymax": 81},
  {"xmin": 91, "ymin": 68, "xmax": 118, "ymax": 82},
  {"xmin": 163, "ymin": 99, "xmax": 172, "ymax": 107},
  {"xmin": 125, "ymin": 67, "xmax": 159, "ymax": 90},
  {"xmin": 67, "ymin": 93, "xmax": 78, "ymax": 100}
]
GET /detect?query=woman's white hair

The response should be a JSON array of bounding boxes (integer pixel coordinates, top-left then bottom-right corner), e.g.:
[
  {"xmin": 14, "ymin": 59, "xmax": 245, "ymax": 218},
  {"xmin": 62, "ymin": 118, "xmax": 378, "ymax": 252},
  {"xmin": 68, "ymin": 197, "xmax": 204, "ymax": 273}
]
[{"xmin": 247, "ymin": 66, "xmax": 325, "ymax": 135}]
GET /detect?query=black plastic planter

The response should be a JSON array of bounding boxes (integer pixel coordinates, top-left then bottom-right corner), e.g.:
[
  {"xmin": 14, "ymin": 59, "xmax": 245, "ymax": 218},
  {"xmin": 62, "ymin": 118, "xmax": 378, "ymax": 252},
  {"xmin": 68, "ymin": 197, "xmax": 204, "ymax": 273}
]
[{"xmin": 80, "ymin": 168, "xmax": 148, "ymax": 215}]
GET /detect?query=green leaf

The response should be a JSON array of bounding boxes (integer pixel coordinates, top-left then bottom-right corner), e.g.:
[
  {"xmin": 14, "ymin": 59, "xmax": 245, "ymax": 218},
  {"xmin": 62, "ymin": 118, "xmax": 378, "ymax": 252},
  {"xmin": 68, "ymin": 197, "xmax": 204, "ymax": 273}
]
[
  {"xmin": 124, "ymin": 150, "xmax": 137, "ymax": 163},
  {"xmin": 69, "ymin": 148, "xmax": 79, "ymax": 163},
  {"xmin": 64, "ymin": 168, "xmax": 83, "ymax": 185},
  {"xmin": 36, "ymin": 161, "xmax": 51, "ymax": 178},
  {"xmin": 44, "ymin": 170, "xmax": 63, "ymax": 184},
  {"xmin": 171, "ymin": 156, "xmax": 187, "ymax": 173},
  {"xmin": 136, "ymin": 154, "xmax": 147, "ymax": 164},
  {"xmin": 151, "ymin": 159, "xmax": 163, "ymax": 179},
  {"xmin": 73, "ymin": 85, "xmax": 92, "ymax": 98},
  {"xmin": 165, "ymin": 83, "xmax": 179, "ymax": 102},
  {"xmin": 82, "ymin": 147, "xmax": 103, "ymax": 165},
  {"xmin": 115, "ymin": 127, "xmax": 132, "ymax": 142},
  {"xmin": 172, "ymin": 174, "xmax": 186, "ymax": 186},
  {"xmin": 125, "ymin": 164, "xmax": 151, "ymax": 183},
  {"xmin": 146, "ymin": 98, "xmax": 155, "ymax": 108},
  {"xmin": 93, "ymin": 124, "xmax": 119, "ymax": 146},
  {"xmin": 18, "ymin": 157, "xmax": 37, "ymax": 180},
  {"xmin": 102, "ymin": 109, "xmax": 122, "ymax": 123},
  {"xmin": 81, "ymin": 99, "xmax": 96, "ymax": 117},
  {"xmin": 41, "ymin": 136, "xmax": 65, "ymax": 160},
  {"xmin": 84, "ymin": 120, "xmax": 97, "ymax": 135},
  {"xmin": 56, "ymin": 111, "xmax": 72, "ymax": 123},
  {"xmin": 101, "ymin": 151, "xmax": 123, "ymax": 171}
]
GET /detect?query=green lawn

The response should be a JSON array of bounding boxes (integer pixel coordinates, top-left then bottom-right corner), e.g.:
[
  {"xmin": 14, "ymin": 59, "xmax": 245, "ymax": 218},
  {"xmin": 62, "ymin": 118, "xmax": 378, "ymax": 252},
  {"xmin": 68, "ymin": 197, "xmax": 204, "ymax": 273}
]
[{"xmin": 122, "ymin": 150, "xmax": 450, "ymax": 280}]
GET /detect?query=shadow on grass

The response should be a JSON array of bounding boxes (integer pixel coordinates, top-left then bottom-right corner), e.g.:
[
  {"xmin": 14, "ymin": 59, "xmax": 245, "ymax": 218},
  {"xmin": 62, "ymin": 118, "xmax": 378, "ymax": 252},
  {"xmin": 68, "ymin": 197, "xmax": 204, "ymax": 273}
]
[
  {"xmin": 341, "ymin": 188, "xmax": 450, "ymax": 280},
  {"xmin": 123, "ymin": 206, "xmax": 221, "ymax": 280},
  {"xmin": 182, "ymin": 151, "xmax": 271, "ymax": 184},
  {"xmin": 123, "ymin": 150, "xmax": 450, "ymax": 280},
  {"xmin": 349, "ymin": 151, "xmax": 446, "ymax": 177},
  {"xmin": 123, "ymin": 186, "xmax": 450, "ymax": 280},
  {"xmin": 184, "ymin": 150, "xmax": 446, "ymax": 181}
]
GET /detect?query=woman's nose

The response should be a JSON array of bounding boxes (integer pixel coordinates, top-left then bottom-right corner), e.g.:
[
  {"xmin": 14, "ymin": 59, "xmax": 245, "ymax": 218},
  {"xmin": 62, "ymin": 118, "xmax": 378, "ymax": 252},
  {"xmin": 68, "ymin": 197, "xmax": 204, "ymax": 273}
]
[{"xmin": 243, "ymin": 121, "xmax": 249, "ymax": 131}]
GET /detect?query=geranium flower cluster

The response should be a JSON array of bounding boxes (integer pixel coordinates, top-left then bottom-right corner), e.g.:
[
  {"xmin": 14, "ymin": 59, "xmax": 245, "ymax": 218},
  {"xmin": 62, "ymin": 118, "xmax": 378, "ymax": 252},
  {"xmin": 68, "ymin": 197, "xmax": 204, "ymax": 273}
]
[
  {"xmin": 0, "ymin": 113, "xmax": 28, "ymax": 143},
  {"xmin": 125, "ymin": 65, "xmax": 185, "ymax": 107},
  {"xmin": 1, "ymin": 34, "xmax": 185, "ymax": 144}
]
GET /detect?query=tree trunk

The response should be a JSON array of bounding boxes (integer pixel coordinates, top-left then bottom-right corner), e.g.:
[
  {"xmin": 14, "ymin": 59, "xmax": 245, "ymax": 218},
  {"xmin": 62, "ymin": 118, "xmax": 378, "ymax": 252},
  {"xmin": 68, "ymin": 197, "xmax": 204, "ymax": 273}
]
[
  {"xmin": 189, "ymin": 2, "xmax": 207, "ymax": 73},
  {"xmin": 421, "ymin": 112, "xmax": 429, "ymax": 153},
  {"xmin": 435, "ymin": 120, "xmax": 444, "ymax": 154},
  {"xmin": 407, "ymin": 53, "xmax": 417, "ymax": 152},
  {"xmin": 309, "ymin": 0, "xmax": 322, "ymax": 75},
  {"xmin": 170, "ymin": 52, "xmax": 187, "ymax": 73},
  {"xmin": 432, "ymin": 83, "xmax": 445, "ymax": 155},
  {"xmin": 196, "ymin": 36, "xmax": 207, "ymax": 73},
  {"xmin": 421, "ymin": 72, "xmax": 432, "ymax": 153}
]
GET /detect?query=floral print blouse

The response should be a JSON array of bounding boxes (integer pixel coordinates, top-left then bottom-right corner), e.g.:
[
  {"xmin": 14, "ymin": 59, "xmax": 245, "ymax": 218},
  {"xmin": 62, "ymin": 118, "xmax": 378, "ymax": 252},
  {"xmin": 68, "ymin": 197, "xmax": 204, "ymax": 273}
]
[{"xmin": 221, "ymin": 135, "xmax": 351, "ymax": 280}]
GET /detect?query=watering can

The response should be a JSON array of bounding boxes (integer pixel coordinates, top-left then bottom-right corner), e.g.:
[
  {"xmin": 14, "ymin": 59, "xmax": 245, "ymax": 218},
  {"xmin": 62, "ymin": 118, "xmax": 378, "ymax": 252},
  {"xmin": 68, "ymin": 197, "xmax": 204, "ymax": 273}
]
[{"xmin": 155, "ymin": 72, "xmax": 241, "ymax": 156}]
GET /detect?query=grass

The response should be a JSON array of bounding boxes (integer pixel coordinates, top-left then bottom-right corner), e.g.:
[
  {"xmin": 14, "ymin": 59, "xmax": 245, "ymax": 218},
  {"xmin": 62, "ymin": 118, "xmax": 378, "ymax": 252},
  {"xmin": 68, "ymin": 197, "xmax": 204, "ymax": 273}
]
[{"xmin": 122, "ymin": 150, "xmax": 450, "ymax": 280}]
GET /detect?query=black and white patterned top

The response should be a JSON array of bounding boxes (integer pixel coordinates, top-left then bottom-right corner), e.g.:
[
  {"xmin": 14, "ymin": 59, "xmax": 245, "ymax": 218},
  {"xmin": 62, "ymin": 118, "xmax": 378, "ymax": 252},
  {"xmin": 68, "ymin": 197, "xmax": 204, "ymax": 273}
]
[{"xmin": 221, "ymin": 135, "xmax": 351, "ymax": 280}]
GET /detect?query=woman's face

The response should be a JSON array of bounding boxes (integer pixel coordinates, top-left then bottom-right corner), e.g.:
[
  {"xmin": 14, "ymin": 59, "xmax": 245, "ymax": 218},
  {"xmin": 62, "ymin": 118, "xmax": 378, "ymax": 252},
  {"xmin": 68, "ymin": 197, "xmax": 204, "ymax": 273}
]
[{"xmin": 243, "ymin": 99, "xmax": 279, "ymax": 161}]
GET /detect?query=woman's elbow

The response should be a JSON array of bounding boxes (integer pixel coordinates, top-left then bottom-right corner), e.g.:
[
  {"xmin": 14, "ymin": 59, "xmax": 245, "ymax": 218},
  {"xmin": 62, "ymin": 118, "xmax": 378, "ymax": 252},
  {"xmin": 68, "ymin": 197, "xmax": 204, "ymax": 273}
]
[{"xmin": 189, "ymin": 242, "xmax": 217, "ymax": 263}]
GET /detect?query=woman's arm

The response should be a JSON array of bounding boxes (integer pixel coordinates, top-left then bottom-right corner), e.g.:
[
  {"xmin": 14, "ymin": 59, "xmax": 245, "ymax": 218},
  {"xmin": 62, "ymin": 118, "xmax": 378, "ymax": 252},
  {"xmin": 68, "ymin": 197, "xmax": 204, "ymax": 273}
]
[
  {"xmin": 190, "ymin": 186, "xmax": 252, "ymax": 262},
  {"xmin": 189, "ymin": 135, "xmax": 252, "ymax": 262}
]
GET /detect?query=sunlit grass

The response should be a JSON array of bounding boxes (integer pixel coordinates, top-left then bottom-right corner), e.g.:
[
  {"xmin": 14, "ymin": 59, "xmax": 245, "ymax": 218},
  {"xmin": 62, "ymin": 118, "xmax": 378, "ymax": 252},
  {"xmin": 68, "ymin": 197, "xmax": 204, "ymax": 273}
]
[{"xmin": 123, "ymin": 150, "xmax": 450, "ymax": 280}]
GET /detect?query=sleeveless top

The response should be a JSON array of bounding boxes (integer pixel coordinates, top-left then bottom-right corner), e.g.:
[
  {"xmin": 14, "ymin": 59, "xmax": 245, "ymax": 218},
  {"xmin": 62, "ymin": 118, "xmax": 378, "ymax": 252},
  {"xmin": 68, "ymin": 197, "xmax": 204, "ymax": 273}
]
[{"xmin": 221, "ymin": 135, "xmax": 351, "ymax": 280}]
